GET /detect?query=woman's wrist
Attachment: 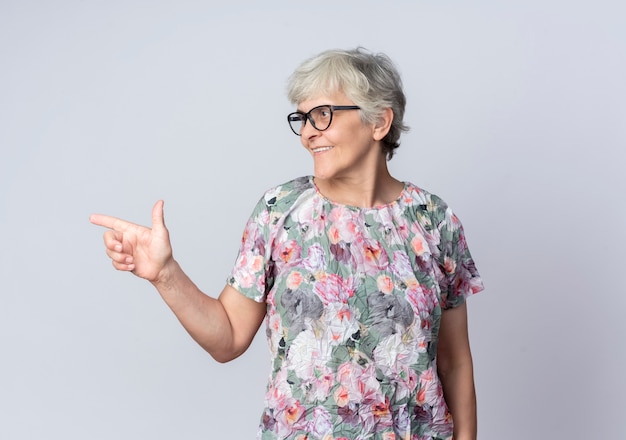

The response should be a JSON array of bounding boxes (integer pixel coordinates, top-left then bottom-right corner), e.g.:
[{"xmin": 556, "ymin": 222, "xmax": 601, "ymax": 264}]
[{"xmin": 151, "ymin": 258, "xmax": 180, "ymax": 290}]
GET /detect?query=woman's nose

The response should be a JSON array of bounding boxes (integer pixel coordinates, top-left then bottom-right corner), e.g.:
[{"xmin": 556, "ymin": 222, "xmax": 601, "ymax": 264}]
[{"xmin": 300, "ymin": 119, "xmax": 319, "ymax": 139}]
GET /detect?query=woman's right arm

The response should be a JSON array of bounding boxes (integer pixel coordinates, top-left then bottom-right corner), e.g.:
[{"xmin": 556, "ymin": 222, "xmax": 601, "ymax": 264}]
[{"xmin": 90, "ymin": 200, "xmax": 266, "ymax": 363}]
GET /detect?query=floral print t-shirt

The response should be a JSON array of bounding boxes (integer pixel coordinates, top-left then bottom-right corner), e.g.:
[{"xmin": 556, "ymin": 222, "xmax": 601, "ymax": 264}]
[{"xmin": 228, "ymin": 176, "xmax": 483, "ymax": 440}]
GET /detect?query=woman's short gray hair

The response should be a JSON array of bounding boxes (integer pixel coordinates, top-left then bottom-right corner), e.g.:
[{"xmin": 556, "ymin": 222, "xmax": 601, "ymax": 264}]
[{"xmin": 287, "ymin": 47, "xmax": 409, "ymax": 160}]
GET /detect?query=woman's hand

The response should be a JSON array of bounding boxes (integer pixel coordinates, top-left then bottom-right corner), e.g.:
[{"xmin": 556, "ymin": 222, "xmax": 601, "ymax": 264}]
[{"xmin": 89, "ymin": 200, "xmax": 173, "ymax": 283}]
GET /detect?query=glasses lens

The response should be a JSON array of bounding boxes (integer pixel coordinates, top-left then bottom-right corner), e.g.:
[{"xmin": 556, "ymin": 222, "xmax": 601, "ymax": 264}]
[
  {"xmin": 309, "ymin": 106, "xmax": 332, "ymax": 131},
  {"xmin": 288, "ymin": 113, "xmax": 305, "ymax": 135}
]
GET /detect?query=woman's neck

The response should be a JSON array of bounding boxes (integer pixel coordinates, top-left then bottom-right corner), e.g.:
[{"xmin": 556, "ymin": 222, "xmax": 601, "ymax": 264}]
[{"xmin": 314, "ymin": 165, "xmax": 404, "ymax": 208}]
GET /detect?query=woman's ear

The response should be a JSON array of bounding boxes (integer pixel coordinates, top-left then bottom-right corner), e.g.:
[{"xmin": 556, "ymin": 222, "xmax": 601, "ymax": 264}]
[{"xmin": 372, "ymin": 107, "xmax": 394, "ymax": 141}]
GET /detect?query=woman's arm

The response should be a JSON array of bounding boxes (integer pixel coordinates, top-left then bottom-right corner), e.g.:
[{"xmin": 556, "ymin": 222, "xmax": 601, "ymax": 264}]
[
  {"xmin": 153, "ymin": 263, "xmax": 266, "ymax": 363},
  {"xmin": 90, "ymin": 200, "xmax": 266, "ymax": 363},
  {"xmin": 437, "ymin": 302, "xmax": 477, "ymax": 440}
]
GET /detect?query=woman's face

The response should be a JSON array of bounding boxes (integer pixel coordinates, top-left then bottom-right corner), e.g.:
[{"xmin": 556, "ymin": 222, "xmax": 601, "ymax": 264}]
[{"xmin": 297, "ymin": 91, "xmax": 383, "ymax": 181}]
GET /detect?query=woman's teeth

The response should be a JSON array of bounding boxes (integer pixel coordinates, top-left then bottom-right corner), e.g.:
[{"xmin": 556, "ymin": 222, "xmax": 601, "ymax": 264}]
[{"xmin": 313, "ymin": 146, "xmax": 333, "ymax": 153}]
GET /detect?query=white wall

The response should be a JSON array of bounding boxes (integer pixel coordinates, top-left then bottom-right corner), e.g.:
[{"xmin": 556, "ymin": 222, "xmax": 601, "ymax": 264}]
[{"xmin": 1, "ymin": 1, "xmax": 624, "ymax": 438}]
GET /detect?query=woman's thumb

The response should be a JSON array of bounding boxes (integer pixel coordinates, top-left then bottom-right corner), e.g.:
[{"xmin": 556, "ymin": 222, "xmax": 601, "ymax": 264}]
[{"xmin": 151, "ymin": 200, "xmax": 167, "ymax": 232}]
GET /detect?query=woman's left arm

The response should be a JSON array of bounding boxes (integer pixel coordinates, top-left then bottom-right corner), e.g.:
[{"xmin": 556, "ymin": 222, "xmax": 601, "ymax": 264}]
[{"xmin": 437, "ymin": 301, "xmax": 477, "ymax": 440}]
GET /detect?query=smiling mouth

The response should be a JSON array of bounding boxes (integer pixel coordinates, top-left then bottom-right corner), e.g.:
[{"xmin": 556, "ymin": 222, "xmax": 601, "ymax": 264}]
[{"xmin": 311, "ymin": 146, "xmax": 334, "ymax": 153}]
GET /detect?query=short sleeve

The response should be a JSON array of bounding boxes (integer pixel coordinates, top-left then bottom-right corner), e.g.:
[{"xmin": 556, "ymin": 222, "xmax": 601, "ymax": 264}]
[
  {"xmin": 430, "ymin": 196, "xmax": 484, "ymax": 309},
  {"xmin": 226, "ymin": 196, "xmax": 275, "ymax": 303}
]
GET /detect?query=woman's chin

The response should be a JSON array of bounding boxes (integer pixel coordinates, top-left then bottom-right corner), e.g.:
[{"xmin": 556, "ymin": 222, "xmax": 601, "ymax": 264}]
[
  {"xmin": 312, "ymin": 169, "xmax": 337, "ymax": 181},
  {"xmin": 313, "ymin": 164, "xmax": 329, "ymax": 179}
]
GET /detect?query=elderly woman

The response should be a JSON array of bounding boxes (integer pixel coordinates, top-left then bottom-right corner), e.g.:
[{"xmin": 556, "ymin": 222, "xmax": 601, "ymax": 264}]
[{"xmin": 91, "ymin": 48, "xmax": 484, "ymax": 440}]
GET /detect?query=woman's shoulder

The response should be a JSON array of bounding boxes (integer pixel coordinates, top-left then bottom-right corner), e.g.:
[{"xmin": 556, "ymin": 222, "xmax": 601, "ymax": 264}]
[
  {"xmin": 403, "ymin": 181, "xmax": 450, "ymax": 211},
  {"xmin": 257, "ymin": 176, "xmax": 315, "ymax": 211},
  {"xmin": 401, "ymin": 182, "xmax": 464, "ymax": 236}
]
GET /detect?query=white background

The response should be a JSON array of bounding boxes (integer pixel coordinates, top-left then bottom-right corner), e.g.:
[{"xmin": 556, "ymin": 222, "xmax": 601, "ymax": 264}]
[{"xmin": 1, "ymin": 1, "xmax": 624, "ymax": 438}]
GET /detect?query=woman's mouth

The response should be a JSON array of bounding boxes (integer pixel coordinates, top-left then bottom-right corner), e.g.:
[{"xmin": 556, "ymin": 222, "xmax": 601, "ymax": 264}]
[{"xmin": 311, "ymin": 146, "xmax": 334, "ymax": 153}]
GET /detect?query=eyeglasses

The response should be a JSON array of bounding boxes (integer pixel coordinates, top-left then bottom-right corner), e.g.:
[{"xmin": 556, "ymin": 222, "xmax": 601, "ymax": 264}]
[{"xmin": 287, "ymin": 105, "xmax": 361, "ymax": 136}]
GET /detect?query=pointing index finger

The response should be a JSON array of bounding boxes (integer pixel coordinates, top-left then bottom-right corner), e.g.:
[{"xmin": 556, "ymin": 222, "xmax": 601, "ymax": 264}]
[{"xmin": 89, "ymin": 213, "xmax": 134, "ymax": 232}]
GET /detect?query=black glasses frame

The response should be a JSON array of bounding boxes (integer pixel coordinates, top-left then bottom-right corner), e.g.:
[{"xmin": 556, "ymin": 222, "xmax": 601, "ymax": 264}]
[{"xmin": 287, "ymin": 105, "xmax": 361, "ymax": 136}]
